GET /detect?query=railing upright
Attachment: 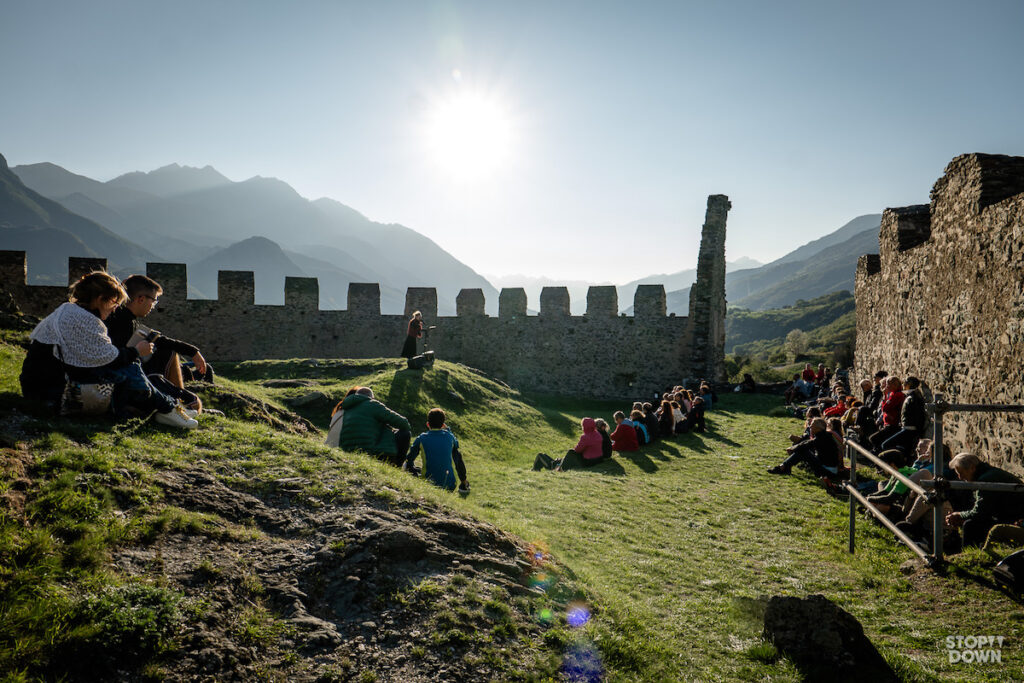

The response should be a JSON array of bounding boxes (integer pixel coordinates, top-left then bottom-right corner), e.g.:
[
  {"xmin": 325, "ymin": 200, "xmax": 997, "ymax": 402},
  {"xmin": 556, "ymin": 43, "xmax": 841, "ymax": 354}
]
[
  {"xmin": 931, "ymin": 396, "xmax": 945, "ymax": 562},
  {"xmin": 848, "ymin": 442, "xmax": 856, "ymax": 554}
]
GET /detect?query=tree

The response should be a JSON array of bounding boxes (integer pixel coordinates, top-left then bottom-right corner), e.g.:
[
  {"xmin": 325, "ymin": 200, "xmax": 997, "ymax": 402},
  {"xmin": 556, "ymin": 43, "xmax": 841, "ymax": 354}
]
[{"xmin": 785, "ymin": 328, "xmax": 809, "ymax": 361}]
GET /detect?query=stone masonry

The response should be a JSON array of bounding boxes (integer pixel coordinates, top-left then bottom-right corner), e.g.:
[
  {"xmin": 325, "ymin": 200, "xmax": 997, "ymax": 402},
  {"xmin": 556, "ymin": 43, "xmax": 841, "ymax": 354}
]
[
  {"xmin": 2, "ymin": 196, "xmax": 730, "ymax": 400},
  {"xmin": 855, "ymin": 153, "xmax": 1024, "ymax": 474}
]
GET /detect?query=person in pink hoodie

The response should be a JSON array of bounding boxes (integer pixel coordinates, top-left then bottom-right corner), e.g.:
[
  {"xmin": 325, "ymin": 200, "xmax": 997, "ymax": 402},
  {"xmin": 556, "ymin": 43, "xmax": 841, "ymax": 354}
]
[{"xmin": 556, "ymin": 417, "xmax": 606, "ymax": 470}]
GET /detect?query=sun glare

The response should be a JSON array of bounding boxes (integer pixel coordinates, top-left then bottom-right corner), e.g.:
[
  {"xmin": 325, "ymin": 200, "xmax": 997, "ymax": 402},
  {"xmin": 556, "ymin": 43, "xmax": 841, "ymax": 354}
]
[{"xmin": 423, "ymin": 92, "xmax": 514, "ymax": 180}]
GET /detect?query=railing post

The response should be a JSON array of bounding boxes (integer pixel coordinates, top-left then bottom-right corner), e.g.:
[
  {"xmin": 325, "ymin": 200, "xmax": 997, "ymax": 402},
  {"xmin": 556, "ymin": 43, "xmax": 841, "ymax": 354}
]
[
  {"xmin": 931, "ymin": 394, "xmax": 945, "ymax": 564},
  {"xmin": 848, "ymin": 441, "xmax": 857, "ymax": 554}
]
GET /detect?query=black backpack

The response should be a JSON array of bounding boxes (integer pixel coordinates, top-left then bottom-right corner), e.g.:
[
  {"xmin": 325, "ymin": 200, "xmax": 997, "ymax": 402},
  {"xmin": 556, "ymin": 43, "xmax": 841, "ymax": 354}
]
[{"xmin": 993, "ymin": 549, "xmax": 1024, "ymax": 592}]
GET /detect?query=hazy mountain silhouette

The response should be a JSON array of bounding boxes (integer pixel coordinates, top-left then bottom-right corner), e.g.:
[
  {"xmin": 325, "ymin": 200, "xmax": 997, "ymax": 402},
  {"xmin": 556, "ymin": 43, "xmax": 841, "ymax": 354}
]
[
  {"xmin": 13, "ymin": 161, "xmax": 497, "ymax": 313},
  {"xmin": 617, "ymin": 257, "xmax": 762, "ymax": 313},
  {"xmin": 108, "ymin": 163, "xmax": 232, "ymax": 197},
  {"xmin": 641, "ymin": 214, "xmax": 882, "ymax": 315},
  {"xmin": 0, "ymin": 153, "xmax": 157, "ymax": 279},
  {"xmin": 485, "ymin": 274, "xmax": 614, "ymax": 315},
  {"xmin": 0, "ymin": 225, "xmax": 100, "ymax": 284}
]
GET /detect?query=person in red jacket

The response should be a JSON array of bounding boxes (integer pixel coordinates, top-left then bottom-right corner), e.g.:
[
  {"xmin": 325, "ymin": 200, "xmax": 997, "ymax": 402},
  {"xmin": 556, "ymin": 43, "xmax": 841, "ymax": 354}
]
[
  {"xmin": 869, "ymin": 376, "xmax": 905, "ymax": 454},
  {"xmin": 801, "ymin": 363, "xmax": 816, "ymax": 382},
  {"xmin": 610, "ymin": 411, "xmax": 639, "ymax": 452}
]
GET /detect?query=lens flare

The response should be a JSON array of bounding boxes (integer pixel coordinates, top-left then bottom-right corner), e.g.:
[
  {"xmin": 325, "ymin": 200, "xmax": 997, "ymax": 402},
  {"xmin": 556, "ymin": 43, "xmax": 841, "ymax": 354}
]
[
  {"xmin": 566, "ymin": 602, "xmax": 591, "ymax": 628},
  {"xmin": 537, "ymin": 608, "xmax": 554, "ymax": 624},
  {"xmin": 562, "ymin": 640, "xmax": 604, "ymax": 682}
]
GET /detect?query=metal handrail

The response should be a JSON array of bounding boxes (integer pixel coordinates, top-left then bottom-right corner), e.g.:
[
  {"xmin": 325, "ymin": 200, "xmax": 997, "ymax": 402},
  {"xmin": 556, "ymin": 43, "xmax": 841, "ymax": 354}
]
[
  {"xmin": 845, "ymin": 437, "xmax": 931, "ymax": 500},
  {"xmin": 918, "ymin": 479, "xmax": 1024, "ymax": 493},
  {"xmin": 846, "ymin": 394, "xmax": 1024, "ymax": 567},
  {"xmin": 844, "ymin": 481, "xmax": 931, "ymax": 563}
]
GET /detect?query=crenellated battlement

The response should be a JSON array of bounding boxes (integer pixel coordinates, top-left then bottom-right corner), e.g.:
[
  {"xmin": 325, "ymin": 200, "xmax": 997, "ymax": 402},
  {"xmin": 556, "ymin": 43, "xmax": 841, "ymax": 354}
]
[
  {"xmin": 0, "ymin": 250, "xmax": 687, "ymax": 323},
  {"xmin": 1, "ymin": 194, "xmax": 730, "ymax": 398}
]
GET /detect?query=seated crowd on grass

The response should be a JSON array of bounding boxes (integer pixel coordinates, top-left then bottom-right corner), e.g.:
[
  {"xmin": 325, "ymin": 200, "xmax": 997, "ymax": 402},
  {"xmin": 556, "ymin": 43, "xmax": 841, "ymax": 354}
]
[
  {"xmin": 533, "ymin": 382, "xmax": 718, "ymax": 472},
  {"xmin": 772, "ymin": 366, "xmax": 1024, "ymax": 555}
]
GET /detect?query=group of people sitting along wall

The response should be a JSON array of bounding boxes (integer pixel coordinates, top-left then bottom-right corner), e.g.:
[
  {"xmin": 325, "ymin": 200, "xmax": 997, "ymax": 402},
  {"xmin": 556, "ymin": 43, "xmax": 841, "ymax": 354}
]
[
  {"xmin": 533, "ymin": 382, "xmax": 717, "ymax": 471},
  {"xmin": 19, "ymin": 271, "xmax": 214, "ymax": 429},
  {"xmin": 325, "ymin": 386, "xmax": 469, "ymax": 493},
  {"xmin": 770, "ymin": 367, "xmax": 1024, "ymax": 554}
]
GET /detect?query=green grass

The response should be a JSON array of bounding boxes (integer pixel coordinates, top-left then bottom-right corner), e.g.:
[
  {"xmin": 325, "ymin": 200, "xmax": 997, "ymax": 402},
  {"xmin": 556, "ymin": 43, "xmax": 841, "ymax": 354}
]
[
  {"xmin": 2, "ymin": 333, "xmax": 1022, "ymax": 681},
  {"xmin": 220, "ymin": 356, "xmax": 1024, "ymax": 681}
]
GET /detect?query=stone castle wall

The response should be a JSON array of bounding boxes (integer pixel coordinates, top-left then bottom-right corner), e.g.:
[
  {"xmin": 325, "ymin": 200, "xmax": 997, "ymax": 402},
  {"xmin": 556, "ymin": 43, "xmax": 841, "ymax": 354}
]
[
  {"xmin": 2, "ymin": 196, "xmax": 731, "ymax": 399},
  {"xmin": 855, "ymin": 153, "xmax": 1024, "ymax": 474}
]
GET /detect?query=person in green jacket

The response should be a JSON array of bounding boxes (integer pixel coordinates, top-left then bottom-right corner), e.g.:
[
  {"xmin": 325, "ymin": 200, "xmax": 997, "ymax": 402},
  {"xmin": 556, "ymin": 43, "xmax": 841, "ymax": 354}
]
[
  {"xmin": 946, "ymin": 453, "xmax": 1024, "ymax": 547},
  {"xmin": 337, "ymin": 387, "xmax": 411, "ymax": 466}
]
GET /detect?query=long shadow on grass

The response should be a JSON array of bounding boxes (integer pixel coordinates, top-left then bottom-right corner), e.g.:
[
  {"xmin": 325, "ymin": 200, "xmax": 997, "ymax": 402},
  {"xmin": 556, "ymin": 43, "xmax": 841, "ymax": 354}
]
[
  {"xmin": 615, "ymin": 449, "xmax": 658, "ymax": 473},
  {"xmin": 943, "ymin": 562, "xmax": 1024, "ymax": 605},
  {"xmin": 675, "ymin": 433, "xmax": 711, "ymax": 453},
  {"xmin": 388, "ymin": 369, "xmax": 424, "ymax": 408}
]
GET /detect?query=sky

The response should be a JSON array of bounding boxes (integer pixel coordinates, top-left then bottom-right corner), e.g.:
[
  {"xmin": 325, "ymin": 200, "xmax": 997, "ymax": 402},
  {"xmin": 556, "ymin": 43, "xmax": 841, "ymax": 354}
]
[{"xmin": 2, "ymin": 0, "xmax": 1023, "ymax": 283}]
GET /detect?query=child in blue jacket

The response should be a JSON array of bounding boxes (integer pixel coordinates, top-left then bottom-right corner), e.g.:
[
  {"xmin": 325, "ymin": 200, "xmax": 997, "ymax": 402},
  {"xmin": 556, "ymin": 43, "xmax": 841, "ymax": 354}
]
[{"xmin": 406, "ymin": 408, "xmax": 469, "ymax": 492}]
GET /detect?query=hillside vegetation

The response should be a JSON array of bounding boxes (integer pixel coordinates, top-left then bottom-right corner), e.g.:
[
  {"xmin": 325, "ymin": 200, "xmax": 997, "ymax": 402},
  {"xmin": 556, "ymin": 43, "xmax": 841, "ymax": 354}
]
[
  {"xmin": 2, "ymin": 324, "xmax": 1022, "ymax": 681},
  {"xmin": 724, "ymin": 291, "xmax": 857, "ymax": 382}
]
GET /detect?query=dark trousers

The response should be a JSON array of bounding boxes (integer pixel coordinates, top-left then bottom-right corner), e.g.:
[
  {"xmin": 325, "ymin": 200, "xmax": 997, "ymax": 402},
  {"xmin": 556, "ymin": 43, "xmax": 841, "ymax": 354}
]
[
  {"xmin": 963, "ymin": 514, "xmax": 998, "ymax": 547},
  {"xmin": 85, "ymin": 361, "xmax": 177, "ymax": 417},
  {"xmin": 148, "ymin": 374, "xmax": 198, "ymax": 407},
  {"xmin": 881, "ymin": 428, "xmax": 920, "ymax": 458},
  {"xmin": 781, "ymin": 442, "xmax": 831, "ymax": 478},
  {"xmin": 869, "ymin": 425, "xmax": 900, "ymax": 453},
  {"xmin": 452, "ymin": 446, "xmax": 468, "ymax": 481},
  {"xmin": 377, "ymin": 428, "xmax": 412, "ymax": 467}
]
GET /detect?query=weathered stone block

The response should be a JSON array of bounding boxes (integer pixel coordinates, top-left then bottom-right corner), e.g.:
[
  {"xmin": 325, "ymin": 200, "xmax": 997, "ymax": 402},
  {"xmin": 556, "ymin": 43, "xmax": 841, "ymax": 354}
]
[
  {"xmin": 68, "ymin": 257, "xmax": 108, "ymax": 284},
  {"xmin": 540, "ymin": 287, "xmax": 570, "ymax": 316},
  {"xmin": 456, "ymin": 288, "xmax": 485, "ymax": 316},
  {"xmin": 633, "ymin": 285, "xmax": 666, "ymax": 318},
  {"xmin": 285, "ymin": 277, "xmax": 319, "ymax": 310},
  {"xmin": 0, "ymin": 250, "xmax": 27, "ymax": 288},
  {"xmin": 218, "ymin": 271, "xmax": 255, "ymax": 306},
  {"xmin": 347, "ymin": 283, "xmax": 380, "ymax": 315},
  {"xmin": 404, "ymin": 287, "xmax": 437, "ymax": 319},
  {"xmin": 586, "ymin": 286, "xmax": 618, "ymax": 317},
  {"xmin": 498, "ymin": 288, "xmax": 527, "ymax": 318}
]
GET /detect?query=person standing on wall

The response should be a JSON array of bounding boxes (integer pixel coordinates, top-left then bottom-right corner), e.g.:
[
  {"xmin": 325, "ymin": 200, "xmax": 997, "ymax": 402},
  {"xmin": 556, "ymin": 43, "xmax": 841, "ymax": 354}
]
[{"xmin": 401, "ymin": 310, "xmax": 423, "ymax": 359}]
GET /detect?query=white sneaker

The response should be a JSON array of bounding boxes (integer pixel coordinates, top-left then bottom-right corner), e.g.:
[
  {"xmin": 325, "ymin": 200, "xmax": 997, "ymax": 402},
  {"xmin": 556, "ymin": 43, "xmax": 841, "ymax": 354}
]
[
  {"xmin": 155, "ymin": 405, "xmax": 199, "ymax": 429},
  {"xmin": 181, "ymin": 405, "xmax": 199, "ymax": 418}
]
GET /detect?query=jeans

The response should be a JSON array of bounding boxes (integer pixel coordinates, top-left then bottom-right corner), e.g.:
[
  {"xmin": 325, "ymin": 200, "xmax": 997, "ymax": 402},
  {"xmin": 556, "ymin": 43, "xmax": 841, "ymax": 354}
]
[{"xmin": 84, "ymin": 361, "xmax": 177, "ymax": 417}]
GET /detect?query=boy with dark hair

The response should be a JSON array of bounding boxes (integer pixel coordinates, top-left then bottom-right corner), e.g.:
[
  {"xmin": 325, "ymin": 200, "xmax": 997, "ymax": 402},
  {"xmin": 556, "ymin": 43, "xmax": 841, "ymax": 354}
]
[
  {"xmin": 406, "ymin": 408, "xmax": 469, "ymax": 492},
  {"xmin": 105, "ymin": 274, "xmax": 213, "ymax": 413}
]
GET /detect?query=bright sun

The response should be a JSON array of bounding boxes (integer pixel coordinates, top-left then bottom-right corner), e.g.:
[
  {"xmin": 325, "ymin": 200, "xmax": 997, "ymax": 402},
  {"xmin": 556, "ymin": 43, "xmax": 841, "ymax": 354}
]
[{"xmin": 424, "ymin": 92, "xmax": 513, "ymax": 180}]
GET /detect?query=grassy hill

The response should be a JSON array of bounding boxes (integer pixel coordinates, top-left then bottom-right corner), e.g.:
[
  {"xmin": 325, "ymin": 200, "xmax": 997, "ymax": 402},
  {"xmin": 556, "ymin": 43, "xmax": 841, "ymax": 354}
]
[
  {"xmin": 2, "ymin": 322, "xmax": 1022, "ymax": 681},
  {"xmin": 725, "ymin": 291, "xmax": 857, "ymax": 382}
]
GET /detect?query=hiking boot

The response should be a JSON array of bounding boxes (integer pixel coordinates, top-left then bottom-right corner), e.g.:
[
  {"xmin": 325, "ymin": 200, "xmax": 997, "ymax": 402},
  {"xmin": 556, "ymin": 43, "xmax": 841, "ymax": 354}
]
[
  {"xmin": 154, "ymin": 405, "xmax": 199, "ymax": 430},
  {"xmin": 458, "ymin": 481, "xmax": 471, "ymax": 493},
  {"xmin": 767, "ymin": 465, "xmax": 790, "ymax": 475}
]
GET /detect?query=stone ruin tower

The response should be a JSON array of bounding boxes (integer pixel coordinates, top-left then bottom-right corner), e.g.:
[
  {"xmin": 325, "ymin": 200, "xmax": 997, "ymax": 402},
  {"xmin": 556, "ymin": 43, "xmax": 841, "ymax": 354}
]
[{"xmin": 687, "ymin": 194, "xmax": 731, "ymax": 381}]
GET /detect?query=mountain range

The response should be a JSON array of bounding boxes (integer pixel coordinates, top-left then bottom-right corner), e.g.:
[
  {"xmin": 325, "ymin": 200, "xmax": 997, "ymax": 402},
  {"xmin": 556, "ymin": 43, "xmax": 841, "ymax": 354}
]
[
  {"xmin": 622, "ymin": 213, "xmax": 882, "ymax": 315},
  {"xmin": 7, "ymin": 160, "xmax": 497, "ymax": 313},
  {"xmin": 3, "ymin": 153, "xmax": 882, "ymax": 319}
]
